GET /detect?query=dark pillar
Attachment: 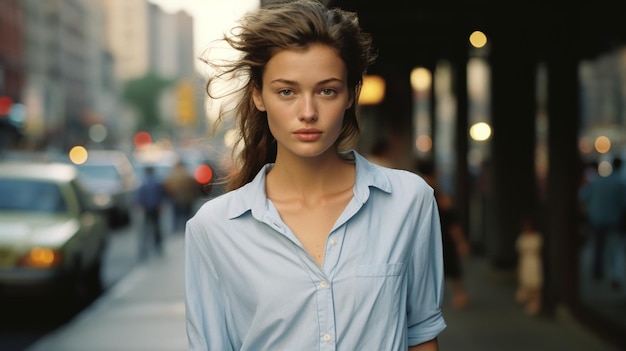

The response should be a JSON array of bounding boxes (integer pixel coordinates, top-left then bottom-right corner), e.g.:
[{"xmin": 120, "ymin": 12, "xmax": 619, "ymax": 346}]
[
  {"xmin": 544, "ymin": 19, "xmax": 581, "ymax": 319},
  {"xmin": 487, "ymin": 24, "xmax": 538, "ymax": 268},
  {"xmin": 452, "ymin": 39, "xmax": 470, "ymax": 246},
  {"xmin": 379, "ymin": 63, "xmax": 416, "ymax": 169}
]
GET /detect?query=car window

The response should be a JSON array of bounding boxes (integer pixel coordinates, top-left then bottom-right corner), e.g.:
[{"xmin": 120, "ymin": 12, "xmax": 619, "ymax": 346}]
[
  {"xmin": 77, "ymin": 164, "xmax": 122, "ymax": 182},
  {"xmin": 0, "ymin": 179, "xmax": 68, "ymax": 213}
]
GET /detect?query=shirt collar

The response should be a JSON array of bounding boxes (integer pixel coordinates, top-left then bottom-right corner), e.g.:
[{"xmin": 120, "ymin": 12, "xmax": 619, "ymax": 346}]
[{"xmin": 226, "ymin": 150, "xmax": 392, "ymax": 220}]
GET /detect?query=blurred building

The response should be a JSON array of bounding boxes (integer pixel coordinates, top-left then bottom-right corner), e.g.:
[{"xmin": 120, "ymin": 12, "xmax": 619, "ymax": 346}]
[
  {"xmin": 102, "ymin": 0, "xmax": 198, "ymax": 147},
  {"xmin": 18, "ymin": 0, "xmax": 110, "ymax": 150},
  {"xmin": 146, "ymin": 3, "xmax": 200, "ymax": 143},
  {"xmin": 148, "ymin": 4, "xmax": 195, "ymax": 80},
  {"xmin": 100, "ymin": 0, "xmax": 149, "ymax": 82},
  {"xmin": 0, "ymin": 0, "xmax": 199, "ymax": 153}
]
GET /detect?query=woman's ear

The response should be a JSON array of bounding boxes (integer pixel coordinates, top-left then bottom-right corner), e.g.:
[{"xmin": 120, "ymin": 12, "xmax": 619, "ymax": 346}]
[
  {"xmin": 252, "ymin": 87, "xmax": 266, "ymax": 111},
  {"xmin": 347, "ymin": 85, "xmax": 360, "ymax": 110},
  {"xmin": 346, "ymin": 94, "xmax": 354, "ymax": 110}
]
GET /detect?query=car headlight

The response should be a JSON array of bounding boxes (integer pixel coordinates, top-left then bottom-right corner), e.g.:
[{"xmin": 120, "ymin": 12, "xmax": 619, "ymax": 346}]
[{"xmin": 18, "ymin": 247, "xmax": 63, "ymax": 268}]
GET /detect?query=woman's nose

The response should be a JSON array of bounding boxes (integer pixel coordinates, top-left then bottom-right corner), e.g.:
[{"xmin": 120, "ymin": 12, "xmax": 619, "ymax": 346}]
[{"xmin": 298, "ymin": 96, "xmax": 318, "ymax": 122}]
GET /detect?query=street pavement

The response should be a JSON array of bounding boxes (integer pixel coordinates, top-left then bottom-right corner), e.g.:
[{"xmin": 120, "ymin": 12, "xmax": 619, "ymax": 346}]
[
  {"xmin": 26, "ymin": 234, "xmax": 187, "ymax": 351},
  {"xmin": 25, "ymin": 233, "xmax": 620, "ymax": 351}
]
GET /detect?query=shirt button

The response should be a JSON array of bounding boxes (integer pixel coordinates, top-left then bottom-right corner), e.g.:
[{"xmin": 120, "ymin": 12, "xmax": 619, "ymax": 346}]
[
  {"xmin": 322, "ymin": 333, "xmax": 332, "ymax": 342},
  {"xmin": 320, "ymin": 280, "xmax": 329, "ymax": 288},
  {"xmin": 329, "ymin": 238, "xmax": 337, "ymax": 246}
]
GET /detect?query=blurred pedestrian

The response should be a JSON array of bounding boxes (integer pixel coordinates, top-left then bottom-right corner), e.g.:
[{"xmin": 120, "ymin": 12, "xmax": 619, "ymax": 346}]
[
  {"xmin": 164, "ymin": 161, "xmax": 198, "ymax": 234},
  {"xmin": 578, "ymin": 156, "xmax": 626, "ymax": 289},
  {"xmin": 136, "ymin": 166, "xmax": 166, "ymax": 259},
  {"xmin": 184, "ymin": 1, "xmax": 447, "ymax": 350},
  {"xmin": 417, "ymin": 159, "xmax": 470, "ymax": 310},
  {"xmin": 515, "ymin": 217, "xmax": 543, "ymax": 316}
]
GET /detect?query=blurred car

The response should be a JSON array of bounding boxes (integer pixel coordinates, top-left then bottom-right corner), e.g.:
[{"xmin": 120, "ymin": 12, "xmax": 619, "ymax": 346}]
[
  {"xmin": 0, "ymin": 161, "xmax": 108, "ymax": 305},
  {"xmin": 75, "ymin": 149, "xmax": 139, "ymax": 228}
]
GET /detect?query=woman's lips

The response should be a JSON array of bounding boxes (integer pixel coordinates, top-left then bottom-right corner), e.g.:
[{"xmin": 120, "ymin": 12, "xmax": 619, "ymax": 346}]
[{"xmin": 293, "ymin": 129, "xmax": 322, "ymax": 142}]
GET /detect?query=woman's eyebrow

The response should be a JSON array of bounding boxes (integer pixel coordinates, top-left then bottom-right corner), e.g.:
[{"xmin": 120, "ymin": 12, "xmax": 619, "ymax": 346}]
[{"xmin": 269, "ymin": 77, "xmax": 345, "ymax": 85}]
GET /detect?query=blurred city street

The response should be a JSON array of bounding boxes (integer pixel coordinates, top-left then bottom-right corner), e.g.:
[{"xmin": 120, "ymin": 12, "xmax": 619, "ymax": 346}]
[
  {"xmin": 2, "ymin": 0, "xmax": 626, "ymax": 350},
  {"xmin": 16, "ymin": 220, "xmax": 619, "ymax": 351}
]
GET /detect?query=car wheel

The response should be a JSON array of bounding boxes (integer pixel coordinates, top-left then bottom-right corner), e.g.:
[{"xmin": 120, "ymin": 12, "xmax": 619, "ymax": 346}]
[{"xmin": 60, "ymin": 258, "xmax": 101, "ymax": 312}]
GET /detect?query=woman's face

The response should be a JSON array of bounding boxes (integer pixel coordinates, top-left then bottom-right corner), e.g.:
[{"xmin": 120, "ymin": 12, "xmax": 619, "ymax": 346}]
[{"xmin": 253, "ymin": 44, "xmax": 354, "ymax": 160}]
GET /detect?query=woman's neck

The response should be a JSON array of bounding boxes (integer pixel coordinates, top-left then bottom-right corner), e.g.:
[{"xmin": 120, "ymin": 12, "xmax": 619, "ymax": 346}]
[{"xmin": 266, "ymin": 150, "xmax": 354, "ymax": 202}]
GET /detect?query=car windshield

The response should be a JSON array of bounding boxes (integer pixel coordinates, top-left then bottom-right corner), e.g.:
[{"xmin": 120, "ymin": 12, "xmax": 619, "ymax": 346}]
[
  {"xmin": 77, "ymin": 164, "xmax": 122, "ymax": 181},
  {"xmin": 0, "ymin": 179, "xmax": 68, "ymax": 213}
]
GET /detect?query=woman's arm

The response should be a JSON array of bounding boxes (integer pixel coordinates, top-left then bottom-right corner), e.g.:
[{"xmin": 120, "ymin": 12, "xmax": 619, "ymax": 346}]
[{"xmin": 409, "ymin": 338, "xmax": 439, "ymax": 351}]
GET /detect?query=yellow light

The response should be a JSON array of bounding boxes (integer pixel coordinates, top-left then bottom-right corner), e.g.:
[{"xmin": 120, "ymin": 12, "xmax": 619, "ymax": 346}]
[
  {"xmin": 594, "ymin": 136, "xmax": 611, "ymax": 154},
  {"xmin": 69, "ymin": 146, "xmax": 88, "ymax": 164},
  {"xmin": 21, "ymin": 248, "xmax": 61, "ymax": 268},
  {"xmin": 469, "ymin": 122, "xmax": 492, "ymax": 141},
  {"xmin": 469, "ymin": 31, "xmax": 488, "ymax": 48},
  {"xmin": 359, "ymin": 75, "xmax": 385, "ymax": 105},
  {"xmin": 410, "ymin": 67, "xmax": 431, "ymax": 92}
]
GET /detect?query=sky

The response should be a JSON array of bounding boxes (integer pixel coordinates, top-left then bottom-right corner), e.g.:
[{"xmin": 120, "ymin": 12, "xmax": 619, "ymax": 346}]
[{"xmin": 147, "ymin": 0, "xmax": 259, "ymax": 71}]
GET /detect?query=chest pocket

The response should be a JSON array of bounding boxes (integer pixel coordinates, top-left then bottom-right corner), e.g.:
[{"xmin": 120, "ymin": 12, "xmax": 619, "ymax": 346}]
[{"xmin": 352, "ymin": 262, "xmax": 404, "ymax": 324}]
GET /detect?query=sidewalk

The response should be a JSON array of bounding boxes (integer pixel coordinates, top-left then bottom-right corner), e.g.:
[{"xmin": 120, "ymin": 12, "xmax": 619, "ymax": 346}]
[
  {"xmin": 437, "ymin": 257, "xmax": 619, "ymax": 351},
  {"xmin": 26, "ymin": 235, "xmax": 619, "ymax": 351},
  {"xmin": 26, "ymin": 236, "xmax": 187, "ymax": 351}
]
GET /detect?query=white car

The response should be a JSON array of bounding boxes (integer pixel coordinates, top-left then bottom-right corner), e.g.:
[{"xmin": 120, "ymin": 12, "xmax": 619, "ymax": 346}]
[
  {"xmin": 0, "ymin": 161, "xmax": 108, "ymax": 306},
  {"xmin": 75, "ymin": 149, "xmax": 139, "ymax": 228}
]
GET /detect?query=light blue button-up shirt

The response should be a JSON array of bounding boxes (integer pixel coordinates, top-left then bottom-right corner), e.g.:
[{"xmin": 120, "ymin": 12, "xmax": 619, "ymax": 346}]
[{"xmin": 185, "ymin": 151, "xmax": 446, "ymax": 350}]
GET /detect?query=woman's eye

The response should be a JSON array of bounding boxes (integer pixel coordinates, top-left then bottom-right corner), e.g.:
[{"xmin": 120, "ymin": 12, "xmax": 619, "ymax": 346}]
[
  {"xmin": 279, "ymin": 89, "xmax": 293, "ymax": 96},
  {"xmin": 320, "ymin": 88, "xmax": 336, "ymax": 96}
]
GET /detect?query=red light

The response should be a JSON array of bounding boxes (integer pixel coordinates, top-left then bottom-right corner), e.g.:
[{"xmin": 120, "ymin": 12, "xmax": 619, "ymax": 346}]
[
  {"xmin": 194, "ymin": 164, "xmax": 213, "ymax": 184},
  {"xmin": 0, "ymin": 96, "xmax": 13, "ymax": 115},
  {"xmin": 134, "ymin": 131, "xmax": 152, "ymax": 149}
]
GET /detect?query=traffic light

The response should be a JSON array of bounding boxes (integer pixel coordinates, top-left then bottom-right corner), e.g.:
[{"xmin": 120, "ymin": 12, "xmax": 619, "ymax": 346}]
[{"xmin": 176, "ymin": 80, "xmax": 196, "ymax": 126}]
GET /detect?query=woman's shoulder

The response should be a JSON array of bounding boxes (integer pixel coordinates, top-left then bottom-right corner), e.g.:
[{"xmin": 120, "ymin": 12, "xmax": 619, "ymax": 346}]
[
  {"xmin": 356, "ymin": 152, "xmax": 425, "ymax": 182},
  {"xmin": 191, "ymin": 188, "xmax": 240, "ymax": 220},
  {"xmin": 385, "ymin": 166, "xmax": 431, "ymax": 192},
  {"xmin": 365, "ymin": 163, "xmax": 433, "ymax": 201}
]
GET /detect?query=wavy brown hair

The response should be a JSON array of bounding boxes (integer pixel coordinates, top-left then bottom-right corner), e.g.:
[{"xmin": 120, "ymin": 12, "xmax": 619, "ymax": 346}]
[{"xmin": 202, "ymin": 0, "xmax": 377, "ymax": 191}]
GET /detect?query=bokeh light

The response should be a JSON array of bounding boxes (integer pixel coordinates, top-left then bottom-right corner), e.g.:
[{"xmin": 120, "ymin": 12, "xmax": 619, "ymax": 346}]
[
  {"xmin": 194, "ymin": 164, "xmax": 213, "ymax": 184},
  {"xmin": 469, "ymin": 122, "xmax": 492, "ymax": 141},
  {"xmin": 593, "ymin": 135, "xmax": 611, "ymax": 153},
  {"xmin": 469, "ymin": 31, "xmax": 488, "ymax": 48},
  {"xmin": 69, "ymin": 146, "xmax": 88, "ymax": 164},
  {"xmin": 578, "ymin": 136, "xmax": 594, "ymax": 154},
  {"xmin": 410, "ymin": 67, "xmax": 431, "ymax": 92},
  {"xmin": 89, "ymin": 124, "xmax": 108, "ymax": 143},
  {"xmin": 134, "ymin": 131, "xmax": 153, "ymax": 149},
  {"xmin": 359, "ymin": 75, "xmax": 386, "ymax": 105},
  {"xmin": 415, "ymin": 135, "xmax": 432, "ymax": 152},
  {"xmin": 598, "ymin": 160, "xmax": 613, "ymax": 177}
]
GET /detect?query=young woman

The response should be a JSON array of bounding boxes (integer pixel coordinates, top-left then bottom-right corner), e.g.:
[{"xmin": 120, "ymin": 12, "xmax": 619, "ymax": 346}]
[{"xmin": 185, "ymin": 1, "xmax": 447, "ymax": 350}]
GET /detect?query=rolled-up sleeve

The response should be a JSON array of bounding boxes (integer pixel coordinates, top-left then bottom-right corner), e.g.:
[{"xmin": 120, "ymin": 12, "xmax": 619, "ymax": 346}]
[{"xmin": 406, "ymin": 194, "xmax": 447, "ymax": 345}]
